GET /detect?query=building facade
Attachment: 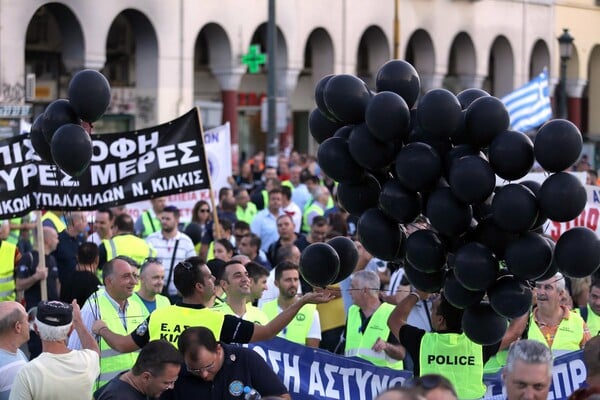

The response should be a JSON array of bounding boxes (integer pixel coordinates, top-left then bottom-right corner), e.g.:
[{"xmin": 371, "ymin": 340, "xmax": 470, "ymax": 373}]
[{"xmin": 0, "ymin": 0, "xmax": 598, "ymax": 166}]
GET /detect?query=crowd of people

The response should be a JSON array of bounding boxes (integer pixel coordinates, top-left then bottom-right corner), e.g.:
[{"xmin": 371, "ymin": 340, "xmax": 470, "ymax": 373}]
[{"xmin": 0, "ymin": 149, "xmax": 600, "ymax": 399}]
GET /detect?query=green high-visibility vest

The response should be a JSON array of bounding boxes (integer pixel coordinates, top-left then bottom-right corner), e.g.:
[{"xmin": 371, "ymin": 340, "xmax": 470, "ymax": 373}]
[
  {"xmin": 301, "ymin": 203, "xmax": 324, "ymax": 233},
  {"xmin": 345, "ymin": 303, "xmax": 403, "ymax": 369},
  {"xmin": 129, "ymin": 292, "xmax": 171, "ymax": 319},
  {"xmin": 141, "ymin": 211, "xmax": 160, "ymax": 238},
  {"xmin": 420, "ymin": 332, "xmax": 486, "ymax": 400},
  {"xmin": 236, "ymin": 203, "xmax": 258, "ymax": 224},
  {"xmin": 95, "ymin": 293, "xmax": 145, "ymax": 389},
  {"xmin": 527, "ymin": 310, "xmax": 584, "ymax": 355},
  {"xmin": 0, "ymin": 241, "xmax": 17, "ymax": 301},
  {"xmin": 213, "ymin": 302, "xmax": 269, "ymax": 325},
  {"xmin": 148, "ymin": 305, "xmax": 225, "ymax": 348},
  {"xmin": 262, "ymin": 299, "xmax": 316, "ymax": 345},
  {"xmin": 102, "ymin": 234, "xmax": 157, "ymax": 267}
]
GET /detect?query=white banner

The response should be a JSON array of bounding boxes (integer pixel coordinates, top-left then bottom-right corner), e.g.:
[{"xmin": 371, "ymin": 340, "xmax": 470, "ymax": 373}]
[{"xmin": 125, "ymin": 122, "xmax": 232, "ymax": 222}]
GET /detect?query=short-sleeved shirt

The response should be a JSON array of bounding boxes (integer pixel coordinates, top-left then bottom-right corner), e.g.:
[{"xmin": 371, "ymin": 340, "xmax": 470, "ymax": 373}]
[
  {"xmin": 0, "ymin": 348, "xmax": 27, "ymax": 400},
  {"xmin": 16, "ymin": 251, "xmax": 59, "ymax": 310},
  {"xmin": 160, "ymin": 344, "xmax": 288, "ymax": 400},
  {"xmin": 130, "ymin": 303, "xmax": 255, "ymax": 348},
  {"xmin": 399, "ymin": 325, "xmax": 500, "ymax": 376},
  {"xmin": 94, "ymin": 372, "xmax": 154, "ymax": 400}
]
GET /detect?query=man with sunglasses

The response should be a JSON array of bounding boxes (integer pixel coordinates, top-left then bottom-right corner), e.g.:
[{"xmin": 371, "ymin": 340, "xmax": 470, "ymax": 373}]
[
  {"xmin": 161, "ymin": 326, "xmax": 290, "ymax": 400},
  {"xmin": 91, "ymin": 256, "xmax": 333, "ymax": 354}
]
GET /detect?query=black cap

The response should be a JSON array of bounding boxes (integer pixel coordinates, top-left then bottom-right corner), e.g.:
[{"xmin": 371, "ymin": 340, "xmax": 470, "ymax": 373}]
[{"xmin": 36, "ymin": 301, "xmax": 73, "ymax": 326}]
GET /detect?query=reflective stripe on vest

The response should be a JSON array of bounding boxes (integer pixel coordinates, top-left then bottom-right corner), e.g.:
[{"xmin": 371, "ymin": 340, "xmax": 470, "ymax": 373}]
[
  {"xmin": 103, "ymin": 235, "xmax": 157, "ymax": 266},
  {"xmin": 148, "ymin": 305, "xmax": 225, "ymax": 348},
  {"xmin": 420, "ymin": 332, "xmax": 486, "ymax": 400},
  {"xmin": 95, "ymin": 294, "xmax": 145, "ymax": 389},
  {"xmin": 345, "ymin": 303, "xmax": 403, "ymax": 369},
  {"xmin": 0, "ymin": 241, "xmax": 17, "ymax": 301},
  {"xmin": 213, "ymin": 302, "xmax": 269, "ymax": 325},
  {"xmin": 261, "ymin": 299, "xmax": 315, "ymax": 345},
  {"xmin": 586, "ymin": 305, "xmax": 600, "ymax": 336},
  {"xmin": 527, "ymin": 311, "xmax": 584, "ymax": 354},
  {"xmin": 141, "ymin": 211, "xmax": 160, "ymax": 238}
]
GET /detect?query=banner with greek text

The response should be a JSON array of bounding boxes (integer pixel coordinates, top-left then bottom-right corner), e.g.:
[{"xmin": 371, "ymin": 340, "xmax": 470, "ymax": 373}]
[
  {"xmin": 0, "ymin": 108, "xmax": 209, "ymax": 219},
  {"xmin": 247, "ymin": 338, "xmax": 586, "ymax": 400}
]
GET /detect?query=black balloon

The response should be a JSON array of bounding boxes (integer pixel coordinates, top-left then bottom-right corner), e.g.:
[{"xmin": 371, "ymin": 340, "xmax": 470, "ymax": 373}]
[
  {"xmin": 317, "ymin": 137, "xmax": 364, "ymax": 183},
  {"xmin": 465, "ymin": 96, "xmax": 510, "ymax": 148},
  {"xmin": 365, "ymin": 91, "xmax": 410, "ymax": 142},
  {"xmin": 488, "ymin": 275, "xmax": 533, "ymax": 319},
  {"xmin": 554, "ymin": 227, "xmax": 600, "ymax": 278},
  {"xmin": 443, "ymin": 144, "xmax": 483, "ymax": 178},
  {"xmin": 504, "ymin": 232, "xmax": 553, "ymax": 281},
  {"xmin": 299, "ymin": 242, "xmax": 340, "ymax": 287},
  {"xmin": 395, "ymin": 142, "xmax": 442, "ymax": 193},
  {"xmin": 348, "ymin": 124, "xmax": 396, "ymax": 170},
  {"xmin": 327, "ymin": 236, "xmax": 359, "ymax": 283},
  {"xmin": 50, "ymin": 123, "xmax": 92, "ymax": 177},
  {"xmin": 443, "ymin": 271, "xmax": 485, "ymax": 309},
  {"xmin": 450, "ymin": 110, "xmax": 469, "ymax": 145},
  {"xmin": 403, "ymin": 261, "xmax": 445, "ymax": 293},
  {"xmin": 379, "ymin": 180, "xmax": 421, "ymax": 223},
  {"xmin": 333, "ymin": 125, "xmax": 354, "ymax": 141},
  {"xmin": 473, "ymin": 217, "xmax": 514, "ymax": 259},
  {"xmin": 425, "ymin": 187, "xmax": 473, "ymax": 236},
  {"xmin": 417, "ymin": 89, "xmax": 462, "ymax": 138},
  {"xmin": 357, "ymin": 208, "xmax": 404, "ymax": 261},
  {"xmin": 405, "ymin": 229, "xmax": 447, "ymax": 273},
  {"xmin": 534, "ymin": 119, "xmax": 583, "ymax": 173},
  {"xmin": 29, "ymin": 114, "xmax": 53, "ymax": 164},
  {"xmin": 42, "ymin": 99, "xmax": 80, "ymax": 143},
  {"xmin": 337, "ymin": 174, "xmax": 381, "ymax": 216},
  {"xmin": 309, "ymin": 108, "xmax": 343, "ymax": 144},
  {"xmin": 453, "ymin": 242, "xmax": 498, "ymax": 291},
  {"xmin": 449, "ymin": 155, "xmax": 496, "ymax": 205},
  {"xmin": 519, "ymin": 180, "xmax": 548, "ymax": 229},
  {"xmin": 492, "ymin": 184, "xmax": 538, "ymax": 233},
  {"xmin": 462, "ymin": 302, "xmax": 508, "ymax": 345},
  {"xmin": 456, "ymin": 88, "xmax": 490, "ymax": 110},
  {"xmin": 407, "ymin": 127, "xmax": 453, "ymax": 158},
  {"xmin": 68, "ymin": 69, "xmax": 111, "ymax": 123},
  {"xmin": 488, "ymin": 130, "xmax": 534, "ymax": 181},
  {"xmin": 314, "ymin": 74, "xmax": 338, "ymax": 121},
  {"xmin": 538, "ymin": 172, "xmax": 587, "ymax": 222},
  {"xmin": 375, "ymin": 60, "xmax": 420, "ymax": 108},
  {"xmin": 323, "ymin": 74, "xmax": 371, "ymax": 124}
]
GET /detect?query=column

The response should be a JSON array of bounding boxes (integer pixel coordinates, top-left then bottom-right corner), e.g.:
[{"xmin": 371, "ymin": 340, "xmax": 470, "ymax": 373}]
[
  {"xmin": 211, "ymin": 66, "xmax": 245, "ymax": 172},
  {"xmin": 566, "ymin": 78, "xmax": 587, "ymax": 131}
]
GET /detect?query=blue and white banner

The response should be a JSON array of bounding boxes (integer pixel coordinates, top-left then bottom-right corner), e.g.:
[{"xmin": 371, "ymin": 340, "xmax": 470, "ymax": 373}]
[
  {"xmin": 502, "ymin": 69, "xmax": 553, "ymax": 133},
  {"xmin": 247, "ymin": 338, "xmax": 587, "ymax": 400}
]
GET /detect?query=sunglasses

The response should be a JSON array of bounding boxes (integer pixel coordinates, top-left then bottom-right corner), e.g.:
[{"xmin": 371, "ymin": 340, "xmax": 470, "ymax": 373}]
[
  {"xmin": 200, "ymin": 209, "xmax": 210, "ymax": 213},
  {"xmin": 178, "ymin": 261, "xmax": 194, "ymax": 271},
  {"xmin": 404, "ymin": 374, "xmax": 456, "ymax": 394}
]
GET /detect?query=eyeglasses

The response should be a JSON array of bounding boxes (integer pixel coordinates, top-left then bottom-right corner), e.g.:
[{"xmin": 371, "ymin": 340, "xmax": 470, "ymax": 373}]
[
  {"xmin": 188, "ymin": 360, "xmax": 215, "ymax": 375},
  {"xmin": 404, "ymin": 374, "xmax": 457, "ymax": 395}
]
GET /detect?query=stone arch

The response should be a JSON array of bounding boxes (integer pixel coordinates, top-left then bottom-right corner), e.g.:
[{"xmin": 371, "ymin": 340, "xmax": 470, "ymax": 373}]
[
  {"xmin": 405, "ymin": 29, "xmax": 435, "ymax": 93},
  {"xmin": 529, "ymin": 39, "xmax": 550, "ymax": 78},
  {"xmin": 445, "ymin": 32, "xmax": 477, "ymax": 93},
  {"xmin": 485, "ymin": 35, "xmax": 514, "ymax": 97},
  {"xmin": 356, "ymin": 25, "xmax": 390, "ymax": 88}
]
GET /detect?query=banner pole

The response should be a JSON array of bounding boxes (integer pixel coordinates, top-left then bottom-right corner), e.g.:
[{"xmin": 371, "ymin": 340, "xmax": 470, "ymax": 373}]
[
  {"xmin": 36, "ymin": 211, "xmax": 47, "ymax": 301},
  {"xmin": 195, "ymin": 107, "xmax": 221, "ymax": 240}
]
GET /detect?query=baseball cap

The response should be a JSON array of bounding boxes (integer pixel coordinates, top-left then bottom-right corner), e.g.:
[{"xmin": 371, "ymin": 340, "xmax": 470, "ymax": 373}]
[{"xmin": 36, "ymin": 301, "xmax": 73, "ymax": 326}]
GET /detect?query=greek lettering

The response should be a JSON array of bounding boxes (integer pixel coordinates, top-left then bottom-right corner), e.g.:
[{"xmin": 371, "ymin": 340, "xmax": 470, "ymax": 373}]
[
  {"xmin": 178, "ymin": 141, "xmax": 200, "ymax": 165},
  {"xmin": 138, "ymin": 131, "xmax": 159, "ymax": 153},
  {"xmin": 110, "ymin": 138, "xmax": 137, "ymax": 159},
  {"xmin": 157, "ymin": 144, "xmax": 178, "ymax": 169}
]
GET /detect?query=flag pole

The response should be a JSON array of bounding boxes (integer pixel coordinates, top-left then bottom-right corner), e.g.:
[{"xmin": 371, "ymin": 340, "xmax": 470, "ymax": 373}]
[
  {"xmin": 36, "ymin": 211, "xmax": 47, "ymax": 301},
  {"xmin": 195, "ymin": 107, "xmax": 221, "ymax": 241}
]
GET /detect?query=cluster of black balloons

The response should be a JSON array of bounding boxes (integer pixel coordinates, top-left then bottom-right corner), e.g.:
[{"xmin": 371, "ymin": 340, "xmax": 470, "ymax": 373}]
[
  {"xmin": 304, "ymin": 59, "xmax": 600, "ymax": 345},
  {"xmin": 30, "ymin": 69, "xmax": 111, "ymax": 177}
]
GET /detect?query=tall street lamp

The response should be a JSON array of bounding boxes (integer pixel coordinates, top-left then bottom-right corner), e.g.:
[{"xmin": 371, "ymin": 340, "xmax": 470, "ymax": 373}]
[{"xmin": 557, "ymin": 28, "xmax": 574, "ymax": 120}]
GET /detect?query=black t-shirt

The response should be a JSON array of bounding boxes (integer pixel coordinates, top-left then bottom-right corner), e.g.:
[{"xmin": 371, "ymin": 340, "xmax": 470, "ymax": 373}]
[
  {"xmin": 60, "ymin": 270, "xmax": 101, "ymax": 307},
  {"xmin": 160, "ymin": 344, "xmax": 288, "ymax": 400},
  {"xmin": 399, "ymin": 325, "xmax": 501, "ymax": 376},
  {"xmin": 130, "ymin": 303, "xmax": 255, "ymax": 348},
  {"xmin": 94, "ymin": 372, "xmax": 155, "ymax": 400},
  {"xmin": 16, "ymin": 251, "xmax": 59, "ymax": 310}
]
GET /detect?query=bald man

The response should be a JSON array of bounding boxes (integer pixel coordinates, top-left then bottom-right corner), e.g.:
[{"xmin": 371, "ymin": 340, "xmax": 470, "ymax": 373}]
[{"xmin": 0, "ymin": 301, "xmax": 29, "ymax": 399}]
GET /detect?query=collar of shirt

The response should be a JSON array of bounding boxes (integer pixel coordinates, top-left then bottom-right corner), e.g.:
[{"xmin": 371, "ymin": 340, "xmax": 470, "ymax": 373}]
[
  {"xmin": 533, "ymin": 305, "xmax": 571, "ymax": 327},
  {"xmin": 103, "ymin": 290, "xmax": 130, "ymax": 315},
  {"xmin": 178, "ymin": 302, "xmax": 206, "ymax": 310}
]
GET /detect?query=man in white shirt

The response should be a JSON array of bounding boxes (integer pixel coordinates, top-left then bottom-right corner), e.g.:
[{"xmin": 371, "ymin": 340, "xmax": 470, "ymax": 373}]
[
  {"xmin": 145, "ymin": 206, "xmax": 196, "ymax": 301},
  {"xmin": 250, "ymin": 189, "xmax": 284, "ymax": 253},
  {"xmin": 281, "ymin": 186, "xmax": 302, "ymax": 234},
  {"xmin": 10, "ymin": 300, "xmax": 99, "ymax": 400}
]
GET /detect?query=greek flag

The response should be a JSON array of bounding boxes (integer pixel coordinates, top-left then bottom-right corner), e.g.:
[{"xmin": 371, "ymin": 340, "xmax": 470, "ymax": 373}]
[{"xmin": 501, "ymin": 69, "xmax": 552, "ymax": 132}]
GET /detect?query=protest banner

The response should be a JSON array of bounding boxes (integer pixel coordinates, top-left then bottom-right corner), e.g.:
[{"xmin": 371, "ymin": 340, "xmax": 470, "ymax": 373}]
[
  {"xmin": 0, "ymin": 108, "xmax": 209, "ymax": 219},
  {"xmin": 125, "ymin": 121, "xmax": 232, "ymax": 222},
  {"xmin": 247, "ymin": 338, "xmax": 587, "ymax": 400}
]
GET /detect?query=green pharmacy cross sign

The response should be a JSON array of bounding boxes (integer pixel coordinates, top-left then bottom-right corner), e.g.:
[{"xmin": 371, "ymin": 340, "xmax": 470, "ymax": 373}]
[{"xmin": 242, "ymin": 44, "xmax": 267, "ymax": 74}]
